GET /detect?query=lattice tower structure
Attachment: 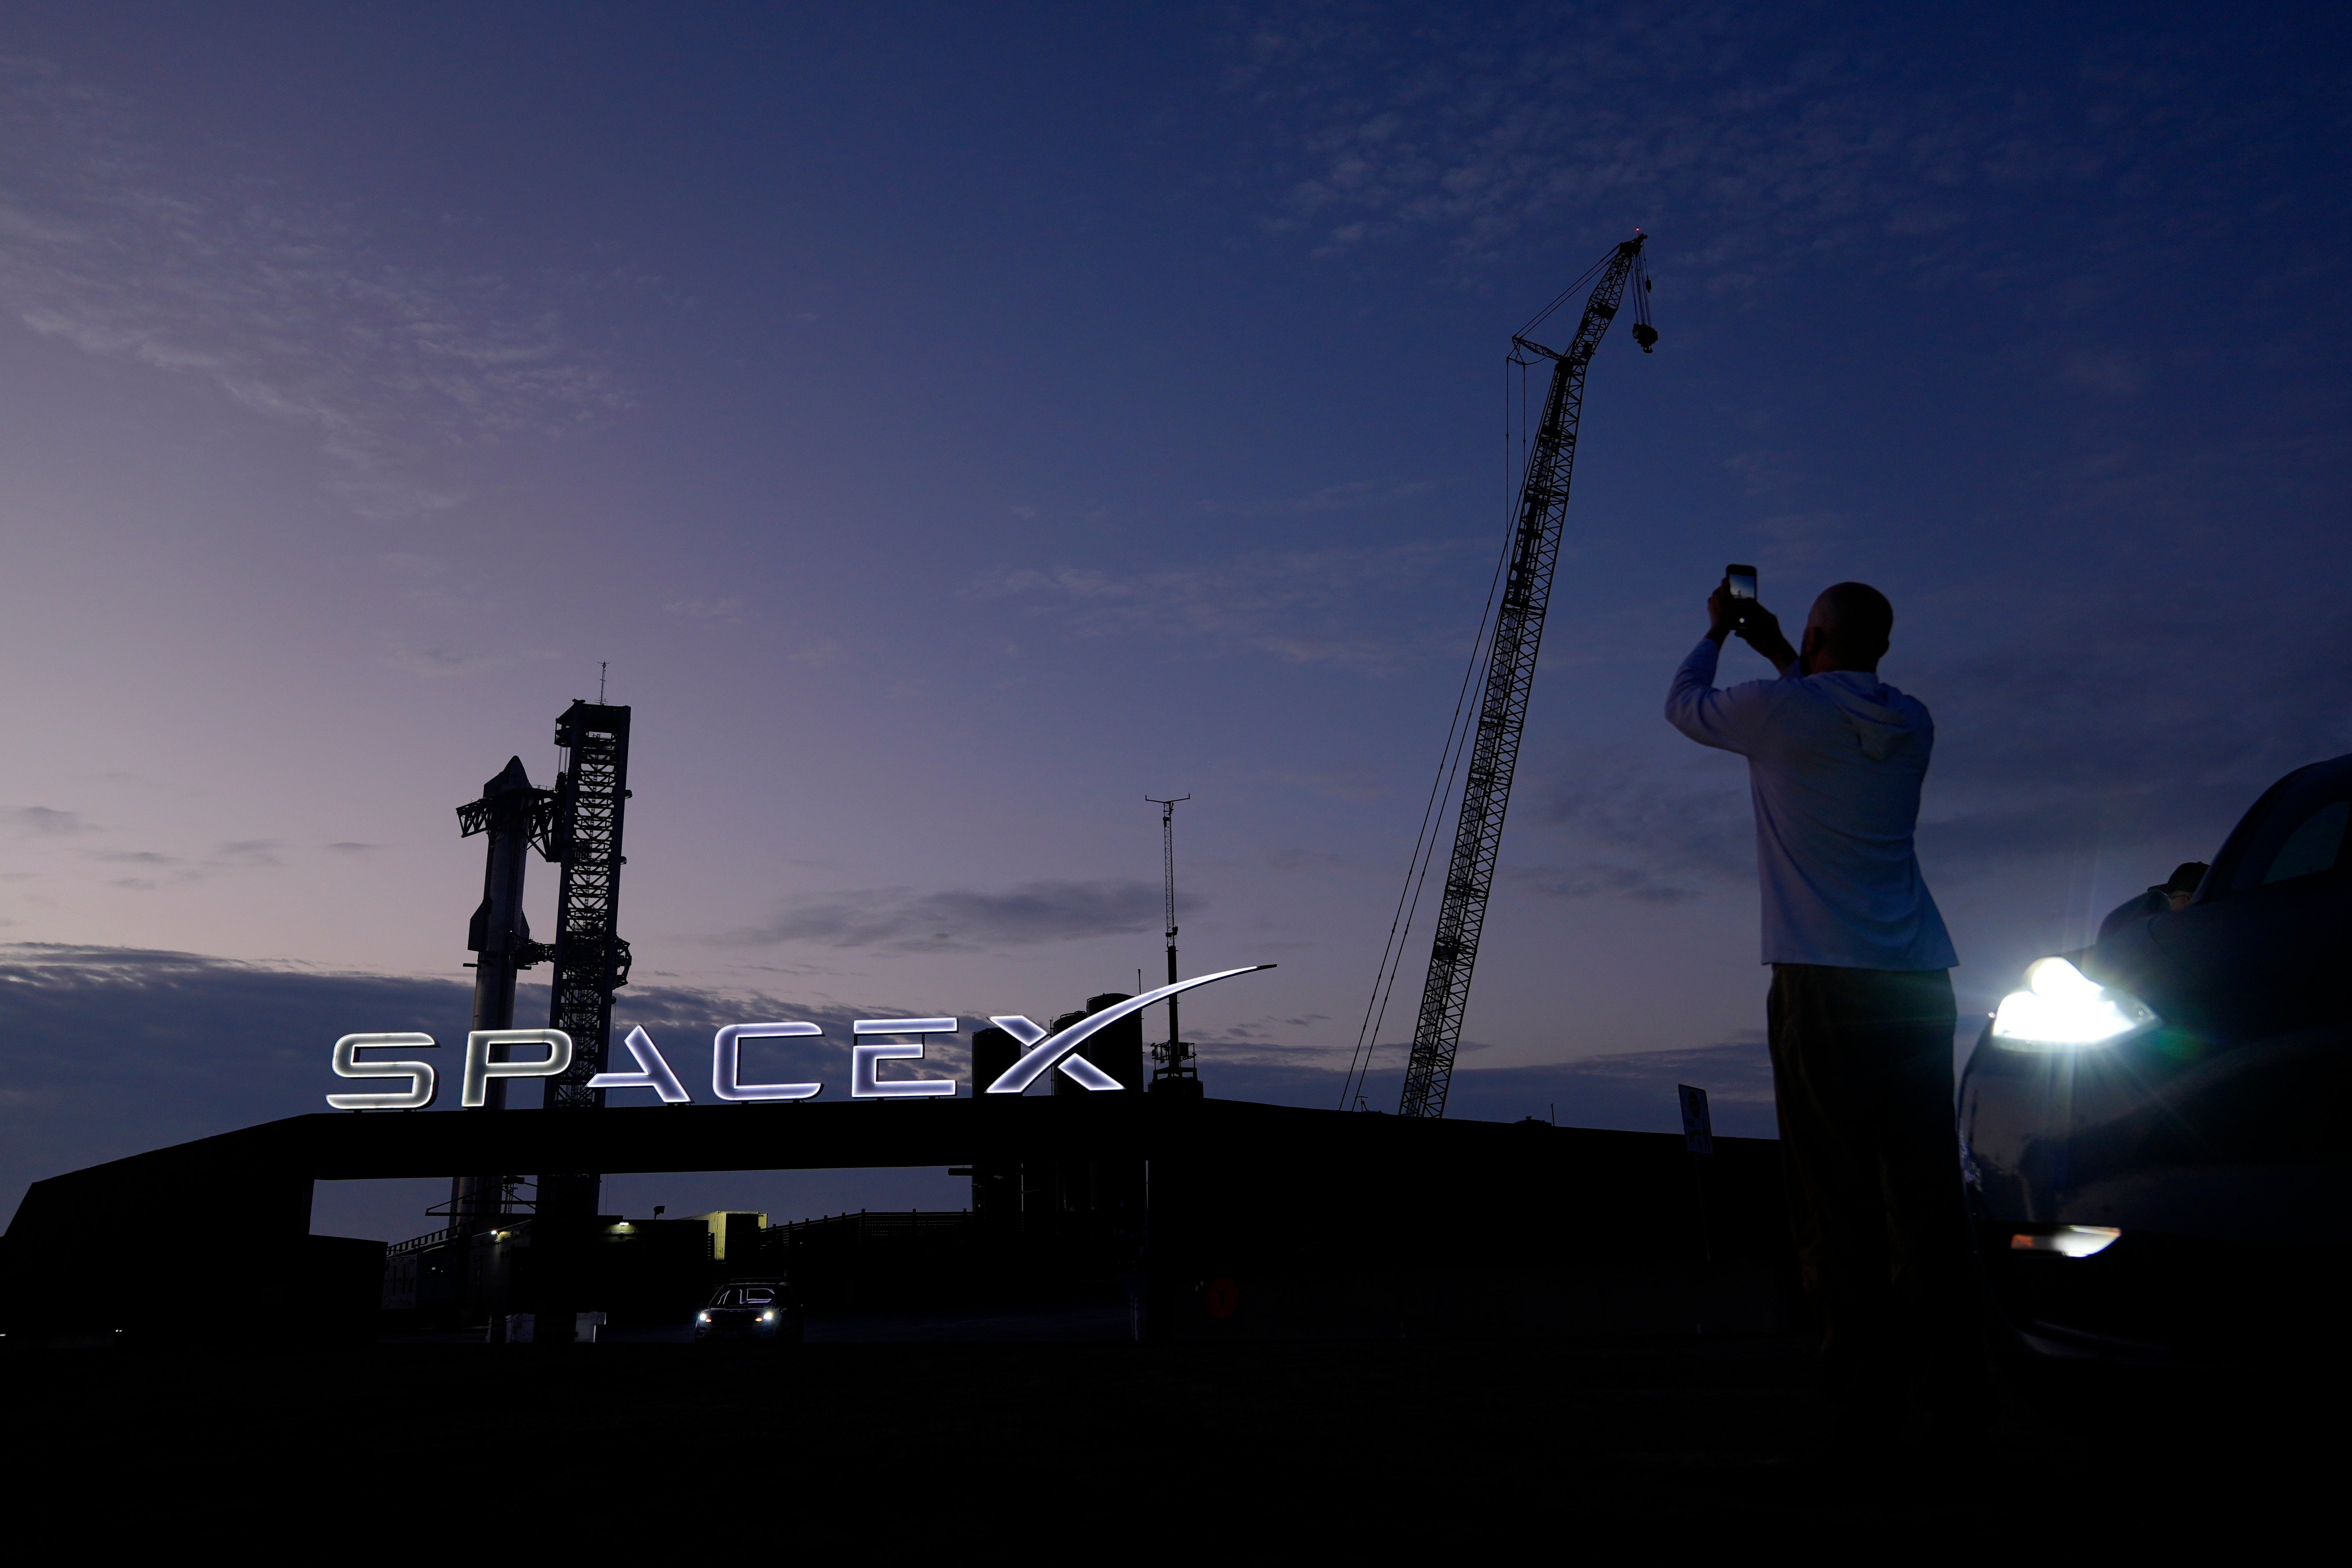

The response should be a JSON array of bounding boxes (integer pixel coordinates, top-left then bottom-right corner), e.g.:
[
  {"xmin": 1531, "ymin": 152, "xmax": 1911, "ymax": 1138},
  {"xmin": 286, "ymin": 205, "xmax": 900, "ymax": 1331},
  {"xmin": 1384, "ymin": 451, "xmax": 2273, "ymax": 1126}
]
[
  {"xmin": 1147, "ymin": 794, "xmax": 1197, "ymax": 1089},
  {"xmin": 1398, "ymin": 234, "xmax": 1647, "ymax": 1119},
  {"xmin": 538, "ymin": 700, "xmax": 633, "ymax": 1219}
]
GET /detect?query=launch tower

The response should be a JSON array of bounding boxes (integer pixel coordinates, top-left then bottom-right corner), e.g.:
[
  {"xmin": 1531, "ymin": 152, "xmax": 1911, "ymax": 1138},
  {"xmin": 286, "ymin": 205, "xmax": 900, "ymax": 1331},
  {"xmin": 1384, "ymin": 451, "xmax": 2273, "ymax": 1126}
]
[{"xmin": 536, "ymin": 698, "xmax": 634, "ymax": 1220}]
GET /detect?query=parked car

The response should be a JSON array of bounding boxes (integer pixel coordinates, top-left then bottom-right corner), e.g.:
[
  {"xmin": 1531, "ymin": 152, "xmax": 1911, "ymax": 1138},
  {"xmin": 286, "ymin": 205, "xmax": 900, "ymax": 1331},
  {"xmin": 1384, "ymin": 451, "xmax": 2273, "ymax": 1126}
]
[
  {"xmin": 1958, "ymin": 752, "xmax": 2351, "ymax": 1378},
  {"xmin": 694, "ymin": 1280, "xmax": 804, "ymax": 1344}
]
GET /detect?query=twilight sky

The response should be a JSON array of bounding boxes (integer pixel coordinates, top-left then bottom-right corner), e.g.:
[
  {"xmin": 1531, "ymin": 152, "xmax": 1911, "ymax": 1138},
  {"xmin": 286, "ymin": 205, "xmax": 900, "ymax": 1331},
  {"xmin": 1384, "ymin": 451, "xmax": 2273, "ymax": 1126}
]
[{"xmin": 5, "ymin": 4, "xmax": 2348, "ymax": 1233}]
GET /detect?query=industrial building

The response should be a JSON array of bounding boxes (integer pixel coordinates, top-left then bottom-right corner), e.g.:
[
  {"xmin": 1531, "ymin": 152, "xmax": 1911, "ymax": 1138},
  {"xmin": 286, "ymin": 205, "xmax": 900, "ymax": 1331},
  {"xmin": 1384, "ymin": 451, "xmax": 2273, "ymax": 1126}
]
[{"xmin": 2, "ymin": 1081, "xmax": 1797, "ymax": 1345}]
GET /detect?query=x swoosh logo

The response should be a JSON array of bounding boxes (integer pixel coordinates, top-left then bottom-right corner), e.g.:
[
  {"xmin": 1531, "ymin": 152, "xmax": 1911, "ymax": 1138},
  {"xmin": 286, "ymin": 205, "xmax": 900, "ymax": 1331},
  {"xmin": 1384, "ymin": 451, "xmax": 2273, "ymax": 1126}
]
[{"xmin": 984, "ymin": 965, "xmax": 1275, "ymax": 1094}]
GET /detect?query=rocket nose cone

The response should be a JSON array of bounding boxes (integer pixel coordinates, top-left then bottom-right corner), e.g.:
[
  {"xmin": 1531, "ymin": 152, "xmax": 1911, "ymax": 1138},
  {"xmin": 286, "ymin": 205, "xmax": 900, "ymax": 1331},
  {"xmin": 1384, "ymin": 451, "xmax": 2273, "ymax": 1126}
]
[{"xmin": 484, "ymin": 756, "xmax": 536, "ymax": 796}]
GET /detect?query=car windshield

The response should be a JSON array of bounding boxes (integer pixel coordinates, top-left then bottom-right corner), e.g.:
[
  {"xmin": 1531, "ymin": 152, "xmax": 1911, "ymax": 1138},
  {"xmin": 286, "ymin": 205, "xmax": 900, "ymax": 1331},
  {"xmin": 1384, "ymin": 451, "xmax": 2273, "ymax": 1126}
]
[
  {"xmin": 2264, "ymin": 799, "xmax": 2348, "ymax": 884},
  {"xmin": 2213, "ymin": 758, "xmax": 2352, "ymax": 896},
  {"xmin": 710, "ymin": 1286, "xmax": 780, "ymax": 1307}
]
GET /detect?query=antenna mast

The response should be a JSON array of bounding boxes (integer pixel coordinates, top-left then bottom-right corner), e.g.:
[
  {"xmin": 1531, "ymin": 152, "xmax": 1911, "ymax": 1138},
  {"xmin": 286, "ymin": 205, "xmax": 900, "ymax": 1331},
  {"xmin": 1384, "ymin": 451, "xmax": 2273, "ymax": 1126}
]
[{"xmin": 1146, "ymin": 795, "xmax": 1196, "ymax": 1092}]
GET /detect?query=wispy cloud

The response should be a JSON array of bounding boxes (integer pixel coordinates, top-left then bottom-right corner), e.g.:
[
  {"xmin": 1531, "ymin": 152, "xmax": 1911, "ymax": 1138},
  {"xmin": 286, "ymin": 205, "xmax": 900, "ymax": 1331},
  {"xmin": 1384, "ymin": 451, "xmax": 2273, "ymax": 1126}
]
[
  {"xmin": 726, "ymin": 880, "xmax": 1179, "ymax": 953},
  {"xmin": 786, "ymin": 637, "xmax": 844, "ymax": 668},
  {"xmin": 1198, "ymin": 477, "xmax": 1439, "ymax": 518},
  {"xmin": 1506, "ymin": 858, "xmax": 1703, "ymax": 906},
  {"xmin": 376, "ymin": 554, "xmax": 496, "ymax": 618},
  {"xmin": 2059, "ymin": 350, "xmax": 2144, "ymax": 397},
  {"xmin": 74, "ymin": 838, "xmax": 289, "ymax": 889},
  {"xmin": 662, "ymin": 598, "xmax": 746, "ymax": 625},
  {"xmin": 966, "ymin": 539, "xmax": 1475, "ymax": 670},
  {"xmin": 1726, "ymin": 449, "xmax": 1803, "ymax": 498},
  {"xmin": 8, "ymin": 806, "xmax": 94, "ymax": 837},
  {"xmin": 0, "ymin": 57, "xmax": 625, "ymax": 520},
  {"xmin": 1221, "ymin": 4, "xmax": 2300, "ymax": 299},
  {"xmin": 381, "ymin": 642, "xmax": 560, "ymax": 681},
  {"xmin": 1746, "ymin": 510, "xmax": 1846, "ymax": 565},
  {"xmin": 1525, "ymin": 749, "xmax": 1751, "ymax": 900}
]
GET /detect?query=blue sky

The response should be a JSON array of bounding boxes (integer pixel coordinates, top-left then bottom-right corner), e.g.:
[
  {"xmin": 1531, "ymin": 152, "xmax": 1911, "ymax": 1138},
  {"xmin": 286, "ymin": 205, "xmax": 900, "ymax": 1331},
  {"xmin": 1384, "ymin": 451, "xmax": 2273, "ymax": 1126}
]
[{"xmin": 4, "ymin": 4, "xmax": 2347, "ymax": 1236}]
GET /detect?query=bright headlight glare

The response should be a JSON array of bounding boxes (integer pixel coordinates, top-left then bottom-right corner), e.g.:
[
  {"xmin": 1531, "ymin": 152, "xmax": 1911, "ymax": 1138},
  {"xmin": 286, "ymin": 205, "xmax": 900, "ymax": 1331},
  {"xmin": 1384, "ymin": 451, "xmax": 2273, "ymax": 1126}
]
[
  {"xmin": 1990, "ymin": 957, "xmax": 2157, "ymax": 1049},
  {"xmin": 2010, "ymin": 1226, "xmax": 2121, "ymax": 1258},
  {"xmin": 2026, "ymin": 957, "xmax": 2101, "ymax": 1001}
]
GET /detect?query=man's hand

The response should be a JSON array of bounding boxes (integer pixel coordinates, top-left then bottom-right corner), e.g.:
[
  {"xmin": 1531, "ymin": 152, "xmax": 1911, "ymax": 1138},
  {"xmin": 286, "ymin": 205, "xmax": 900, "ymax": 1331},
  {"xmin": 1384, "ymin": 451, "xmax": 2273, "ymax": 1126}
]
[
  {"xmin": 1706, "ymin": 581, "xmax": 1738, "ymax": 644},
  {"xmin": 1737, "ymin": 601, "xmax": 1799, "ymax": 673}
]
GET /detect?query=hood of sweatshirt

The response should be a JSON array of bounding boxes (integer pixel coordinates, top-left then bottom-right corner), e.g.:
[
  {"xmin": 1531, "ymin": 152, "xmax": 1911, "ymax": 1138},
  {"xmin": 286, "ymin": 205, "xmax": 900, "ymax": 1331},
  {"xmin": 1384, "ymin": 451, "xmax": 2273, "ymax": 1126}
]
[{"xmin": 1810, "ymin": 671, "xmax": 1923, "ymax": 762}]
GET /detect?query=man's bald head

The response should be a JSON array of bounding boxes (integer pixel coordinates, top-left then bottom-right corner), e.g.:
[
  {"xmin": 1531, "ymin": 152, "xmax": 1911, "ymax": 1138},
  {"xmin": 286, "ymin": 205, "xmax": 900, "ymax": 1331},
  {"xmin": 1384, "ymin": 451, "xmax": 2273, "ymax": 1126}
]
[{"xmin": 1803, "ymin": 582, "xmax": 1893, "ymax": 674}]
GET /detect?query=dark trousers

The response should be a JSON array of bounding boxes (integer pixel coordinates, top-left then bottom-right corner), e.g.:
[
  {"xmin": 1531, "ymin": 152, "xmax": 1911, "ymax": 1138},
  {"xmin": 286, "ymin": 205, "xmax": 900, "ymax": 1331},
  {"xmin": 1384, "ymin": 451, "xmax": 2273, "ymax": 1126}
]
[{"xmin": 1767, "ymin": 963, "xmax": 1978, "ymax": 1424}]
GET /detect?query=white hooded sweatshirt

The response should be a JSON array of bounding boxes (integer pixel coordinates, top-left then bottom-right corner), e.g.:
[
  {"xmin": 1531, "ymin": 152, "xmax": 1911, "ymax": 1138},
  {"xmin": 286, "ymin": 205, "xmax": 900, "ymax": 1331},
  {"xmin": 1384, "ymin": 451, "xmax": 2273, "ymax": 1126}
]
[{"xmin": 1666, "ymin": 638, "xmax": 1957, "ymax": 970}]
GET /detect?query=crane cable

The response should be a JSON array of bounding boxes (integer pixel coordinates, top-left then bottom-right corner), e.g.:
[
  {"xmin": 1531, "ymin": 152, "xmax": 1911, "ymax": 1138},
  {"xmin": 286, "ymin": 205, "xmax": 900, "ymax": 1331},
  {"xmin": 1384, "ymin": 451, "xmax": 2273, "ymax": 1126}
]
[{"xmin": 1337, "ymin": 482, "xmax": 1516, "ymax": 1111}]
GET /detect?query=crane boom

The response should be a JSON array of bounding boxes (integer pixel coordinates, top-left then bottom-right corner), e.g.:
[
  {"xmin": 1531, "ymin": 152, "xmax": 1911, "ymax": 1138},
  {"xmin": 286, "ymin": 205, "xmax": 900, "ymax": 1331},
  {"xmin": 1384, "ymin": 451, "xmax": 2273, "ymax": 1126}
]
[{"xmin": 1397, "ymin": 234, "xmax": 1650, "ymax": 1119}]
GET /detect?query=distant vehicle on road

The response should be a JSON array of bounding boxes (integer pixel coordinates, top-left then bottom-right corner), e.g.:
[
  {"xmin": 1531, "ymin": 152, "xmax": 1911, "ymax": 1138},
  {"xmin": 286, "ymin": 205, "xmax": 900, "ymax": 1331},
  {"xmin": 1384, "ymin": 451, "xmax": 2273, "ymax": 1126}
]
[
  {"xmin": 1960, "ymin": 752, "xmax": 2351, "ymax": 1379},
  {"xmin": 694, "ymin": 1280, "xmax": 804, "ymax": 1344}
]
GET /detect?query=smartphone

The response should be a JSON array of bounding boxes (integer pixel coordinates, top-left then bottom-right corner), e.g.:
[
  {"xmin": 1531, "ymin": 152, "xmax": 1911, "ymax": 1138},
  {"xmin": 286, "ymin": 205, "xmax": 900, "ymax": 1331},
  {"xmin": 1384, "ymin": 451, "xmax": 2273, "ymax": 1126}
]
[{"xmin": 1725, "ymin": 564, "xmax": 1758, "ymax": 625}]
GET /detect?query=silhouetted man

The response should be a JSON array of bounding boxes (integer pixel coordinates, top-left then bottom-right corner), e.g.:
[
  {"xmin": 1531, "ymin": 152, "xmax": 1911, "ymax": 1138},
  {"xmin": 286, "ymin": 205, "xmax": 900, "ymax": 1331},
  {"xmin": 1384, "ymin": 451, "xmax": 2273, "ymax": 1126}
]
[{"xmin": 1665, "ymin": 579, "xmax": 1977, "ymax": 1442}]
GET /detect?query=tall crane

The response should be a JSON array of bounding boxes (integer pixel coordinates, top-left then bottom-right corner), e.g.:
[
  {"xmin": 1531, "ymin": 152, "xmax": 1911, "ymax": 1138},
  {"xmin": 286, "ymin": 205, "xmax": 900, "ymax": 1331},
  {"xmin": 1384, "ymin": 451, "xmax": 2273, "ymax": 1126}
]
[{"xmin": 1349, "ymin": 233, "xmax": 1654, "ymax": 1120}]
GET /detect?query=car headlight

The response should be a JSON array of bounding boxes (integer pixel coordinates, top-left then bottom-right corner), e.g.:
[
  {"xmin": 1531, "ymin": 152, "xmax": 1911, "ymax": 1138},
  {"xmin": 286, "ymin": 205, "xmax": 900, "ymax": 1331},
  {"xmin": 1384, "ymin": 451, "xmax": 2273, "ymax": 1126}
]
[
  {"xmin": 1989, "ymin": 957, "xmax": 2158, "ymax": 1049},
  {"xmin": 696, "ymin": 1311, "xmax": 711, "ymax": 1323},
  {"xmin": 2010, "ymin": 1225, "xmax": 2121, "ymax": 1257},
  {"xmin": 761, "ymin": 1310, "xmax": 776, "ymax": 1322}
]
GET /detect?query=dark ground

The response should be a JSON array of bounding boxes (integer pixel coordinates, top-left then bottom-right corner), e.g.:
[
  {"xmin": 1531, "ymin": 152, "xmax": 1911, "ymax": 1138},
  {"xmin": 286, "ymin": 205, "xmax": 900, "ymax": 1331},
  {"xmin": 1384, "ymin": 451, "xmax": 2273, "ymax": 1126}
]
[{"xmin": 4, "ymin": 1324, "xmax": 2329, "ymax": 1544}]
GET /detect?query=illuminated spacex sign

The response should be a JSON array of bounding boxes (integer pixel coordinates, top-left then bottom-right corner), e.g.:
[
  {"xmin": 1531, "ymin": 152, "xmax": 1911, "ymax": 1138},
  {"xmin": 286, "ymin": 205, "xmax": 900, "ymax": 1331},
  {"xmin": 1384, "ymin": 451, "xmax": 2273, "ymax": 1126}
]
[{"xmin": 326, "ymin": 964, "xmax": 1272, "ymax": 1111}]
